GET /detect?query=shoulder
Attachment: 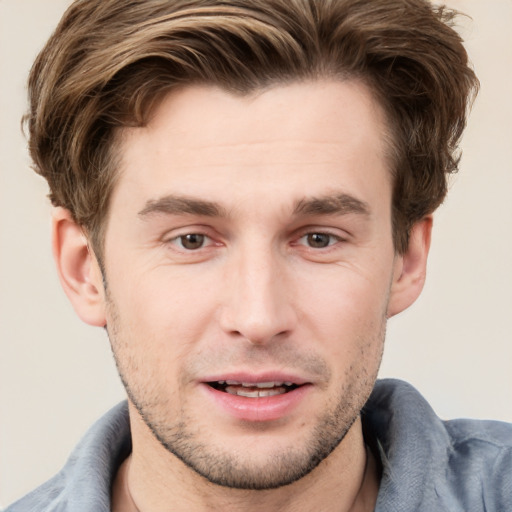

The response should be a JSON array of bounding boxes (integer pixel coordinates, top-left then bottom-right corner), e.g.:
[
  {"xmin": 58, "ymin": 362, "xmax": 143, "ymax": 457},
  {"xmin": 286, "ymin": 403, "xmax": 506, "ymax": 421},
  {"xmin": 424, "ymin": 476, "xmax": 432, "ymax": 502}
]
[
  {"xmin": 444, "ymin": 416, "xmax": 512, "ymax": 509},
  {"xmin": 4, "ymin": 402, "xmax": 130, "ymax": 512},
  {"xmin": 445, "ymin": 415, "xmax": 512, "ymax": 448},
  {"xmin": 365, "ymin": 379, "xmax": 512, "ymax": 512}
]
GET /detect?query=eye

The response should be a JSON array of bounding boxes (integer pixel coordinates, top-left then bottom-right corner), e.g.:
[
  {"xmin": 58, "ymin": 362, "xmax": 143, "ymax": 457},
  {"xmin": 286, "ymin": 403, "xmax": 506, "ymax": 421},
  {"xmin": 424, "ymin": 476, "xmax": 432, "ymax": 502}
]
[
  {"xmin": 299, "ymin": 233, "xmax": 339, "ymax": 248},
  {"xmin": 174, "ymin": 233, "xmax": 210, "ymax": 250}
]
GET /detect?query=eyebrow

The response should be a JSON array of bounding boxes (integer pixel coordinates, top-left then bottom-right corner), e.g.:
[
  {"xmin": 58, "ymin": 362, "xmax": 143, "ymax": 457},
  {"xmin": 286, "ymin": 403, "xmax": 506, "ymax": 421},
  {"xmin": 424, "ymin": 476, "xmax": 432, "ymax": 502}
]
[
  {"xmin": 293, "ymin": 193, "xmax": 370, "ymax": 217},
  {"xmin": 138, "ymin": 192, "xmax": 370, "ymax": 220},
  {"xmin": 138, "ymin": 195, "xmax": 228, "ymax": 218}
]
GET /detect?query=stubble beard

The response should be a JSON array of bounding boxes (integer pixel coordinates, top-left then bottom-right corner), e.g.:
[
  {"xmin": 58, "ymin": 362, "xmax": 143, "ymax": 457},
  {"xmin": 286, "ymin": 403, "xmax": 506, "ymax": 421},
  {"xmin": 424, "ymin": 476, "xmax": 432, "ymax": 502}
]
[{"xmin": 105, "ymin": 294, "xmax": 386, "ymax": 490}]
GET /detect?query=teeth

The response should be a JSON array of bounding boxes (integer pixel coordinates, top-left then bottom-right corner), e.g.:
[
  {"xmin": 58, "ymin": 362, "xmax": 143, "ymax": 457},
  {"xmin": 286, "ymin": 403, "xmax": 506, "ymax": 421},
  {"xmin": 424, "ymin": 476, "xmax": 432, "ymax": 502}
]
[
  {"xmin": 226, "ymin": 387, "xmax": 285, "ymax": 398},
  {"xmin": 214, "ymin": 380, "xmax": 298, "ymax": 397},
  {"xmin": 221, "ymin": 380, "xmax": 286, "ymax": 388},
  {"xmin": 253, "ymin": 382, "xmax": 284, "ymax": 388}
]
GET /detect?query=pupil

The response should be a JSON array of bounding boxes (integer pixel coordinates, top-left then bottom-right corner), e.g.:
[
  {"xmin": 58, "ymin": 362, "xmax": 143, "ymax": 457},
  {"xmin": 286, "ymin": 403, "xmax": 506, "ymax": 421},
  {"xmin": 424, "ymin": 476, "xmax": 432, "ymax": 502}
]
[
  {"xmin": 181, "ymin": 234, "xmax": 204, "ymax": 250},
  {"xmin": 308, "ymin": 233, "xmax": 330, "ymax": 248}
]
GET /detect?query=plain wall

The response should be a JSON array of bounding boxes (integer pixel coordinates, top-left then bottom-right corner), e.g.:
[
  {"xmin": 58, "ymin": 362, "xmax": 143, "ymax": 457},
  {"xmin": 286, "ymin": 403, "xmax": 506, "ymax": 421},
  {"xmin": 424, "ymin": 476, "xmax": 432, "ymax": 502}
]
[{"xmin": 1, "ymin": 0, "xmax": 511, "ymax": 507}]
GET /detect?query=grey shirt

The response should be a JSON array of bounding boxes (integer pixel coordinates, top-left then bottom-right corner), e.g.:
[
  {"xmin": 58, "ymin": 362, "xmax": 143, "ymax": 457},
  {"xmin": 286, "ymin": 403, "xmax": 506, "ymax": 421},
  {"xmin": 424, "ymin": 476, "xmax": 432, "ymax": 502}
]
[{"xmin": 6, "ymin": 379, "xmax": 512, "ymax": 511}]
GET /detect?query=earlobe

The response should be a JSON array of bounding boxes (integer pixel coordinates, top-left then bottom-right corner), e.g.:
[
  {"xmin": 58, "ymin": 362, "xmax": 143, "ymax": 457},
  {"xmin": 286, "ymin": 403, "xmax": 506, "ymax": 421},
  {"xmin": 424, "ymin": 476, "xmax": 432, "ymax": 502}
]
[
  {"xmin": 52, "ymin": 207, "xmax": 106, "ymax": 327},
  {"xmin": 387, "ymin": 216, "xmax": 433, "ymax": 318}
]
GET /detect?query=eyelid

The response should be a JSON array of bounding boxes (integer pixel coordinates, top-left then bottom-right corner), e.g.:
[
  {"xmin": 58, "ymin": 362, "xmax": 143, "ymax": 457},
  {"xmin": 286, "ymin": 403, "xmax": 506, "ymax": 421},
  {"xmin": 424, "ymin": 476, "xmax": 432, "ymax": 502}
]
[
  {"xmin": 289, "ymin": 226, "xmax": 351, "ymax": 256},
  {"xmin": 293, "ymin": 225, "xmax": 349, "ymax": 240},
  {"xmin": 171, "ymin": 233, "xmax": 213, "ymax": 250},
  {"xmin": 162, "ymin": 225, "xmax": 221, "ymax": 251},
  {"xmin": 297, "ymin": 232, "xmax": 342, "ymax": 247}
]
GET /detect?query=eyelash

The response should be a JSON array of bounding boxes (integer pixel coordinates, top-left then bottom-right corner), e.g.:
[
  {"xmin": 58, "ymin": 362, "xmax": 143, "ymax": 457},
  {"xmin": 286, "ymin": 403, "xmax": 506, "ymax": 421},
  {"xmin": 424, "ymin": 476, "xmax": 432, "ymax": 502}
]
[
  {"xmin": 296, "ymin": 232, "xmax": 343, "ymax": 249},
  {"xmin": 167, "ymin": 233, "xmax": 215, "ymax": 251},
  {"xmin": 165, "ymin": 229, "xmax": 345, "ymax": 253}
]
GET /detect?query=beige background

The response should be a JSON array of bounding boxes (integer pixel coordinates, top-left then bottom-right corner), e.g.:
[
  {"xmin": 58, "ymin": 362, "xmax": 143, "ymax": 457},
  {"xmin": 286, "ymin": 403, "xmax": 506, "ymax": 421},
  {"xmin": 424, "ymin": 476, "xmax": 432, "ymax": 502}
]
[{"xmin": 1, "ymin": 0, "xmax": 511, "ymax": 507}]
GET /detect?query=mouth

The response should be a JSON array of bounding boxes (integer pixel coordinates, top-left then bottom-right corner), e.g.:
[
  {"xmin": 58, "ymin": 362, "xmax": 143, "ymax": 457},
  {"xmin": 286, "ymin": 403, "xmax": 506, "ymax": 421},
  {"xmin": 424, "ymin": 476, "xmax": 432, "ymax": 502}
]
[
  {"xmin": 207, "ymin": 380, "xmax": 300, "ymax": 398},
  {"xmin": 201, "ymin": 376, "xmax": 312, "ymax": 421}
]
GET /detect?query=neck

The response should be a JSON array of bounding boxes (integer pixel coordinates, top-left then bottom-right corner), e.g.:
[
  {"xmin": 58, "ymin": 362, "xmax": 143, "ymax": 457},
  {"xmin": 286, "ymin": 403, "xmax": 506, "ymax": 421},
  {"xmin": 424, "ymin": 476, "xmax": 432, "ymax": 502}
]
[{"xmin": 112, "ymin": 407, "xmax": 379, "ymax": 512}]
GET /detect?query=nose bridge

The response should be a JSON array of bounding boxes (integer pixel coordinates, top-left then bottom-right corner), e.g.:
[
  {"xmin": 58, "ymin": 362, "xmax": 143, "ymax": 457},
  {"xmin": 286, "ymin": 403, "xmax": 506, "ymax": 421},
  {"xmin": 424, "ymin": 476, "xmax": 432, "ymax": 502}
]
[{"xmin": 220, "ymin": 237, "xmax": 295, "ymax": 344}]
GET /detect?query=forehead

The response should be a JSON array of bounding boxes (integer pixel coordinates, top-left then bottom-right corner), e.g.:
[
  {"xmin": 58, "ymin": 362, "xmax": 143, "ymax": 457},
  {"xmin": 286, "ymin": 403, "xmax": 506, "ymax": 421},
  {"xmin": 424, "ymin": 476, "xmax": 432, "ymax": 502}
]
[
  {"xmin": 113, "ymin": 80, "xmax": 392, "ymax": 215},
  {"xmin": 127, "ymin": 80, "xmax": 389, "ymax": 154}
]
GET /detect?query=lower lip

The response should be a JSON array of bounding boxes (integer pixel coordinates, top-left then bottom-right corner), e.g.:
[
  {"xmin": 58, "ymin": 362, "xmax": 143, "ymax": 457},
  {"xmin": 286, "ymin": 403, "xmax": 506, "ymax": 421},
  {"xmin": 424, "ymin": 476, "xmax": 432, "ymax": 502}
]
[{"xmin": 200, "ymin": 384, "xmax": 312, "ymax": 422}]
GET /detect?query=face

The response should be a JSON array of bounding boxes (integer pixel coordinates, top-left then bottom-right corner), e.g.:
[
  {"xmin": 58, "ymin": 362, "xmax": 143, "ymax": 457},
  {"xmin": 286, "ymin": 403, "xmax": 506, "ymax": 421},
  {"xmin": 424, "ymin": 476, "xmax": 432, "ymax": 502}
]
[{"xmin": 101, "ymin": 80, "xmax": 400, "ymax": 489}]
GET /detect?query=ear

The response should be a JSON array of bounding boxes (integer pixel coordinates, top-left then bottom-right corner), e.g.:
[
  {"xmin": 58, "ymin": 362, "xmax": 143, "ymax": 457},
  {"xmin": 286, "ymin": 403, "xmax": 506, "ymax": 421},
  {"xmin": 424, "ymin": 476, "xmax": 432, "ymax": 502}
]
[
  {"xmin": 52, "ymin": 207, "xmax": 106, "ymax": 327},
  {"xmin": 387, "ymin": 216, "xmax": 432, "ymax": 318}
]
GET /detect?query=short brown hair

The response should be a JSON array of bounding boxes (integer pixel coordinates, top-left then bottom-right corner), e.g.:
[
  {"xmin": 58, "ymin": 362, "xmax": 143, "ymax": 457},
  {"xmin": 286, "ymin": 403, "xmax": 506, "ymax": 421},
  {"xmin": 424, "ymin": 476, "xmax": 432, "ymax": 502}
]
[{"xmin": 26, "ymin": 0, "xmax": 478, "ymax": 255}]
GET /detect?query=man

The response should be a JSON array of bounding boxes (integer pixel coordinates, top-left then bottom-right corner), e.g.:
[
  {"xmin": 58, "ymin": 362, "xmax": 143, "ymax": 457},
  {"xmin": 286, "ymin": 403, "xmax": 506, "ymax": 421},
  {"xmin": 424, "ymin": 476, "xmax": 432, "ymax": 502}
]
[{"xmin": 5, "ymin": 0, "xmax": 511, "ymax": 510}]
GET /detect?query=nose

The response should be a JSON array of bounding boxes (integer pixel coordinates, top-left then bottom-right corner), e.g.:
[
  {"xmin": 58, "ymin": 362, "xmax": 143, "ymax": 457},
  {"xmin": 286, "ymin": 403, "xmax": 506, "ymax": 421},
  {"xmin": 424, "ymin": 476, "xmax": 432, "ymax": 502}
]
[{"xmin": 219, "ymin": 244, "xmax": 297, "ymax": 345}]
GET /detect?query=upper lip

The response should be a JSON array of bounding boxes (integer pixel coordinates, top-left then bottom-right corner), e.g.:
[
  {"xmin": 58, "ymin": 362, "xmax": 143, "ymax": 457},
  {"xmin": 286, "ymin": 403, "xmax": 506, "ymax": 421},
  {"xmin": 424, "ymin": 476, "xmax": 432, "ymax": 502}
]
[{"xmin": 200, "ymin": 372, "xmax": 311, "ymax": 386}]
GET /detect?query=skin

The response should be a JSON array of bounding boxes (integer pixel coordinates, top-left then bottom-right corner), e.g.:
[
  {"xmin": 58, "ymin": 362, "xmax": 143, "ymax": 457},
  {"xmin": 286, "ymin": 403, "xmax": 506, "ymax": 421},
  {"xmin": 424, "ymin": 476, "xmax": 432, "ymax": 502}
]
[{"xmin": 53, "ymin": 80, "xmax": 431, "ymax": 511}]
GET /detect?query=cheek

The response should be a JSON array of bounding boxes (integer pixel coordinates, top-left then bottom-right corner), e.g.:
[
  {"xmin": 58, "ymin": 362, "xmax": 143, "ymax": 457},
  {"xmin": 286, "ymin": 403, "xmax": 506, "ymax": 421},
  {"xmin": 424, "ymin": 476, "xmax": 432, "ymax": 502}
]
[
  {"xmin": 108, "ymin": 268, "xmax": 221, "ymax": 353},
  {"xmin": 105, "ymin": 288, "xmax": 192, "ymax": 407},
  {"xmin": 293, "ymin": 266, "xmax": 389, "ymax": 375},
  {"xmin": 297, "ymin": 265, "xmax": 391, "ymax": 329}
]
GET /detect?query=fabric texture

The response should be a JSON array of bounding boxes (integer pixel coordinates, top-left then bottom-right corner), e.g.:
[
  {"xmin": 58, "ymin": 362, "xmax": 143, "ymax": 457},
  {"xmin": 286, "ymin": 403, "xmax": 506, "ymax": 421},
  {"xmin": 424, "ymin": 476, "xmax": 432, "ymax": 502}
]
[{"xmin": 6, "ymin": 379, "xmax": 512, "ymax": 511}]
